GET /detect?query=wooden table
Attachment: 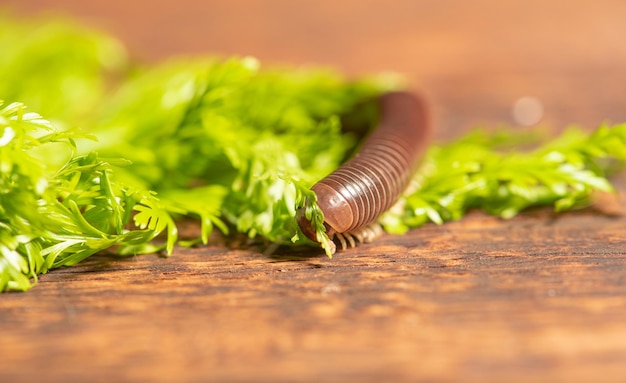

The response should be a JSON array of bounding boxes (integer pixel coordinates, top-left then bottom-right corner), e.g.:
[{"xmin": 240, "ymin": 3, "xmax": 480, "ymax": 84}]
[{"xmin": 2, "ymin": 1, "xmax": 625, "ymax": 382}]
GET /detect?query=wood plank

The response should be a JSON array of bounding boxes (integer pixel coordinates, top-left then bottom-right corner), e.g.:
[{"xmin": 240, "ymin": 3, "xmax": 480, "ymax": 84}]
[{"xmin": 1, "ymin": 179, "xmax": 624, "ymax": 382}]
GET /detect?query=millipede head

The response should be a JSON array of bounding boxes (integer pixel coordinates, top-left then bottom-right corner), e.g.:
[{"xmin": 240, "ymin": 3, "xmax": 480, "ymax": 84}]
[
  {"xmin": 296, "ymin": 207, "xmax": 320, "ymax": 243},
  {"xmin": 310, "ymin": 183, "xmax": 354, "ymax": 235}
]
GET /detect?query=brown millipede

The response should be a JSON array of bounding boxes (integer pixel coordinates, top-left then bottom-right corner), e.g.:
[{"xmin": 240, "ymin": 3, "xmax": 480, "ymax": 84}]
[{"xmin": 298, "ymin": 91, "xmax": 431, "ymax": 254}]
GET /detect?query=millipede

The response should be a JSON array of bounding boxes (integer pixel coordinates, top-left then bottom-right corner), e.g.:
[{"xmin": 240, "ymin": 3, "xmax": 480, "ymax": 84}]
[{"xmin": 298, "ymin": 91, "xmax": 431, "ymax": 254}]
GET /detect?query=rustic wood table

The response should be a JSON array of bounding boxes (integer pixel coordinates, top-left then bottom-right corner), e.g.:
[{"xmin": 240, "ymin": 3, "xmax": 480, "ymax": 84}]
[{"xmin": 2, "ymin": 1, "xmax": 625, "ymax": 382}]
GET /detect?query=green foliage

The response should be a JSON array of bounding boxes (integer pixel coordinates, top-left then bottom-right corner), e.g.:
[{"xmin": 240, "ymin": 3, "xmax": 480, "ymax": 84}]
[
  {"xmin": 380, "ymin": 126, "xmax": 626, "ymax": 233},
  {"xmin": 88, "ymin": 56, "xmax": 385, "ymax": 246},
  {"xmin": 0, "ymin": 14, "xmax": 386, "ymax": 291},
  {"xmin": 0, "ymin": 13, "xmax": 625, "ymax": 292},
  {"xmin": 0, "ymin": 101, "xmax": 176, "ymax": 291},
  {"xmin": 0, "ymin": 13, "xmax": 127, "ymax": 124}
]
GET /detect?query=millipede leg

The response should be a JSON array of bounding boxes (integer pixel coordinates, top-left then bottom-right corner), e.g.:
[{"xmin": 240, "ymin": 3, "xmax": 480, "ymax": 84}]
[
  {"xmin": 335, "ymin": 232, "xmax": 348, "ymax": 250},
  {"xmin": 331, "ymin": 222, "xmax": 385, "ymax": 252},
  {"xmin": 345, "ymin": 232, "xmax": 357, "ymax": 248},
  {"xmin": 349, "ymin": 222, "xmax": 384, "ymax": 244}
]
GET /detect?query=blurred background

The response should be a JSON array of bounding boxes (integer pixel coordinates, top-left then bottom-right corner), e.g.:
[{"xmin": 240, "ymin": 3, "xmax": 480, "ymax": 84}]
[{"xmin": 4, "ymin": 0, "xmax": 626, "ymax": 138}]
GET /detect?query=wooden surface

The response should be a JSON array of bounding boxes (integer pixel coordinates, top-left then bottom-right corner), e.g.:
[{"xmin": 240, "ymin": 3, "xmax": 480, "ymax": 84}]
[{"xmin": 2, "ymin": 1, "xmax": 626, "ymax": 382}]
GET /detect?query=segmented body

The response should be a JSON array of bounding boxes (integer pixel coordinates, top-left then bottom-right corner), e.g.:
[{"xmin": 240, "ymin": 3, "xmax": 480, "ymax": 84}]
[{"xmin": 299, "ymin": 91, "xmax": 430, "ymax": 253}]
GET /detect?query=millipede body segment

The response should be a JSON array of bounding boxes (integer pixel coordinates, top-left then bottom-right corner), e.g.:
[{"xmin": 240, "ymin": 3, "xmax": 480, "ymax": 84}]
[{"xmin": 298, "ymin": 91, "xmax": 431, "ymax": 253}]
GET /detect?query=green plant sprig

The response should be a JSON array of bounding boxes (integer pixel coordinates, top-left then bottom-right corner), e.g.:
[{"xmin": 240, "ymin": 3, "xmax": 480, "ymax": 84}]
[
  {"xmin": 0, "ymin": 101, "xmax": 188, "ymax": 291},
  {"xmin": 380, "ymin": 126, "xmax": 626, "ymax": 234}
]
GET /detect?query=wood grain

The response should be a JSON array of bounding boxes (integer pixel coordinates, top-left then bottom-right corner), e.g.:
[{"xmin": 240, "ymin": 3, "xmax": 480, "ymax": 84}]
[{"xmin": 1, "ymin": 1, "xmax": 626, "ymax": 382}]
